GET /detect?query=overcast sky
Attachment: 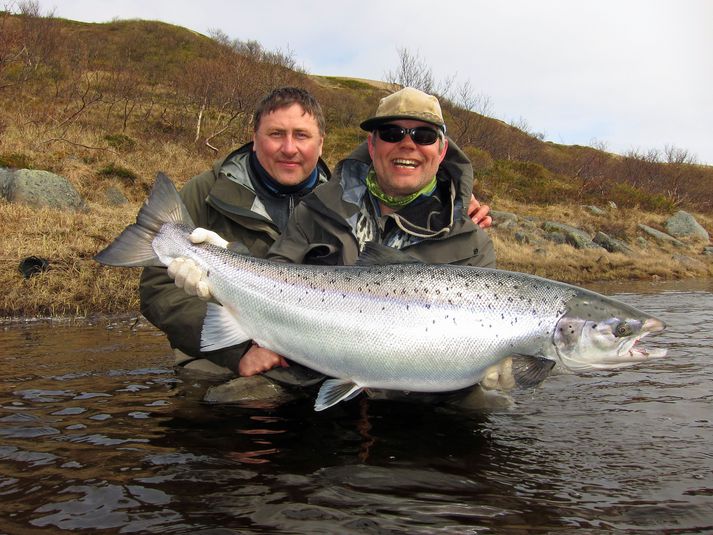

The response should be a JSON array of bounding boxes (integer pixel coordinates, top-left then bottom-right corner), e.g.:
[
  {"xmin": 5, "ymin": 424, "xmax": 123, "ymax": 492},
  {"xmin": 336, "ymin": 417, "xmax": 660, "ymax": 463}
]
[{"xmin": 34, "ymin": 0, "xmax": 713, "ymax": 164}]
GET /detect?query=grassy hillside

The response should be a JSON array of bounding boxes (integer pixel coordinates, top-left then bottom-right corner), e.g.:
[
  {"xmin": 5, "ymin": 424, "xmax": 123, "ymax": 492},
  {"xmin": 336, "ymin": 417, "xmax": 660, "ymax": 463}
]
[{"xmin": 0, "ymin": 11, "xmax": 711, "ymax": 318}]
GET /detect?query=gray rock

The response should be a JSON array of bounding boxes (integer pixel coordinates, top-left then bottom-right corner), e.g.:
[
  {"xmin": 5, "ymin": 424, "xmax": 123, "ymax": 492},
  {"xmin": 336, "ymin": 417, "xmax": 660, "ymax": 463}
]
[
  {"xmin": 638, "ymin": 224, "xmax": 686, "ymax": 247},
  {"xmin": 703, "ymin": 246, "xmax": 713, "ymax": 256},
  {"xmin": 514, "ymin": 231, "xmax": 530, "ymax": 244},
  {"xmin": 584, "ymin": 205, "xmax": 607, "ymax": 216},
  {"xmin": 672, "ymin": 254, "xmax": 706, "ymax": 271},
  {"xmin": 541, "ymin": 221, "xmax": 600, "ymax": 249},
  {"xmin": 105, "ymin": 186, "xmax": 128, "ymax": 206},
  {"xmin": 665, "ymin": 210, "xmax": 709, "ymax": 241},
  {"xmin": 593, "ymin": 231, "xmax": 634, "ymax": 255},
  {"xmin": 0, "ymin": 167, "xmax": 13, "ymax": 198},
  {"xmin": 491, "ymin": 210, "xmax": 518, "ymax": 228},
  {"xmin": 3, "ymin": 169, "xmax": 84, "ymax": 210},
  {"xmin": 204, "ymin": 375, "xmax": 297, "ymax": 405},
  {"xmin": 545, "ymin": 231, "xmax": 568, "ymax": 245}
]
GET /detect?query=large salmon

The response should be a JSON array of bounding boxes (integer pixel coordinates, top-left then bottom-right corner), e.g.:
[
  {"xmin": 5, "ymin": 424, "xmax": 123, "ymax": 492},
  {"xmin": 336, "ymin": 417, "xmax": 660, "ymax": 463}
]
[{"xmin": 95, "ymin": 174, "xmax": 667, "ymax": 410}]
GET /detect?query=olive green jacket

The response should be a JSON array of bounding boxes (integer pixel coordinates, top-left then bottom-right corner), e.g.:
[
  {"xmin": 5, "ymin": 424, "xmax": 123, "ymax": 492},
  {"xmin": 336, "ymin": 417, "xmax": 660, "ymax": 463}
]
[
  {"xmin": 267, "ymin": 139, "xmax": 496, "ymax": 268},
  {"xmin": 139, "ymin": 143, "xmax": 329, "ymax": 366}
]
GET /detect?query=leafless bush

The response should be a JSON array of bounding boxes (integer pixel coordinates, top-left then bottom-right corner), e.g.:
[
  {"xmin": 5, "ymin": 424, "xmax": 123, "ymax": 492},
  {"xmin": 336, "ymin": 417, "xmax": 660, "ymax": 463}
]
[{"xmin": 384, "ymin": 47, "xmax": 437, "ymax": 94}]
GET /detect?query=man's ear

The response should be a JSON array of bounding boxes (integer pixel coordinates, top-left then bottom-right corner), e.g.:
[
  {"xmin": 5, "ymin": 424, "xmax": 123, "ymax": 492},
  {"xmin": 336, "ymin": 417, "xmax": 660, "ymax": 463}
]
[
  {"xmin": 367, "ymin": 133, "xmax": 375, "ymax": 159},
  {"xmin": 439, "ymin": 137, "xmax": 449, "ymax": 162}
]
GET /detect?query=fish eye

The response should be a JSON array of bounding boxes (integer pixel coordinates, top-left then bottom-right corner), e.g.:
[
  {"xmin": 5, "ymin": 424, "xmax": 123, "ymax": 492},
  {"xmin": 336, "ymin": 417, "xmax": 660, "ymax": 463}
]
[{"xmin": 614, "ymin": 321, "xmax": 633, "ymax": 337}]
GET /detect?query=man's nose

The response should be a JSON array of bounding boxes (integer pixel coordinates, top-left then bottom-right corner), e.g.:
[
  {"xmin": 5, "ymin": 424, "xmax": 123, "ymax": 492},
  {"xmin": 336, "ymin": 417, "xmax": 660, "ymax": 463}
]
[{"xmin": 281, "ymin": 135, "xmax": 298, "ymax": 155}]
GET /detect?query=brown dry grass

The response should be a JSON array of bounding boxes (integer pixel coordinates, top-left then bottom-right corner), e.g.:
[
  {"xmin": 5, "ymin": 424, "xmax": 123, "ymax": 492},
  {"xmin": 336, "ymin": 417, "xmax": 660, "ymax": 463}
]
[{"xmin": 0, "ymin": 199, "xmax": 143, "ymax": 317}]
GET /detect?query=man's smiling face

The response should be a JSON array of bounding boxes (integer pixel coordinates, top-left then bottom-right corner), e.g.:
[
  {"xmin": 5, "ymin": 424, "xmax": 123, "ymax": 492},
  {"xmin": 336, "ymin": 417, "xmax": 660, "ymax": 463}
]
[
  {"xmin": 367, "ymin": 119, "xmax": 448, "ymax": 198},
  {"xmin": 253, "ymin": 103, "xmax": 324, "ymax": 186}
]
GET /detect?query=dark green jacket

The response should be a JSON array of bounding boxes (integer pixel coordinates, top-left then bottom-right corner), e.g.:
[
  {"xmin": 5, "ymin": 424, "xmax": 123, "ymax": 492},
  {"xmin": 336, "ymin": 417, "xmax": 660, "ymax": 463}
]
[
  {"xmin": 267, "ymin": 139, "xmax": 496, "ymax": 268},
  {"xmin": 139, "ymin": 142, "xmax": 330, "ymax": 365}
]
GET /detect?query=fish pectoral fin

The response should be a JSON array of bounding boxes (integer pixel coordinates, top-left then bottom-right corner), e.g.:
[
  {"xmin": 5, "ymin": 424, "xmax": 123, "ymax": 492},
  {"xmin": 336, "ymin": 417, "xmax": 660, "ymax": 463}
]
[
  {"xmin": 314, "ymin": 379, "xmax": 364, "ymax": 411},
  {"xmin": 511, "ymin": 354, "xmax": 556, "ymax": 389},
  {"xmin": 200, "ymin": 302, "xmax": 250, "ymax": 352}
]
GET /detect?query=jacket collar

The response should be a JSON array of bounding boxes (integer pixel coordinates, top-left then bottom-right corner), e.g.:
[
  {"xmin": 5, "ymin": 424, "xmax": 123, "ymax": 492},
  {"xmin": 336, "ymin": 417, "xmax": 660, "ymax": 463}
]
[{"xmin": 208, "ymin": 142, "xmax": 330, "ymax": 224}]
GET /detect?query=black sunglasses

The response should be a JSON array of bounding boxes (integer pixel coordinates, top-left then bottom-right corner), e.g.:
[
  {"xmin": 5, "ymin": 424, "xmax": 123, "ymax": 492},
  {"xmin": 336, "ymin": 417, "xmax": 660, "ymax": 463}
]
[{"xmin": 375, "ymin": 124, "xmax": 440, "ymax": 146}]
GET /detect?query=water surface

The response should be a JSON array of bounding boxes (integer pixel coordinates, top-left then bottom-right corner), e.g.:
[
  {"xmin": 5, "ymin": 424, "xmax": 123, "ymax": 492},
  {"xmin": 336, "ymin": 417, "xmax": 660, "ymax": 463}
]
[{"xmin": 1, "ymin": 279, "xmax": 712, "ymax": 533}]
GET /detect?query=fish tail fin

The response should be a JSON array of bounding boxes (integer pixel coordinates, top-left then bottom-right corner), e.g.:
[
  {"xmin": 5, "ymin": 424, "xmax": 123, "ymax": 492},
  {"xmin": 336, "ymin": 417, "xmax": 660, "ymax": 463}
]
[
  {"xmin": 314, "ymin": 379, "xmax": 364, "ymax": 411},
  {"xmin": 94, "ymin": 172, "xmax": 196, "ymax": 267}
]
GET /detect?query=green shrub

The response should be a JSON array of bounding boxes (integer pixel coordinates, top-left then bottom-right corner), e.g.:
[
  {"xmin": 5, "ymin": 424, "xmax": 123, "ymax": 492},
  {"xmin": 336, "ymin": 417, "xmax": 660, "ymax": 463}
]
[
  {"xmin": 608, "ymin": 182, "xmax": 676, "ymax": 213},
  {"xmin": 98, "ymin": 163, "xmax": 138, "ymax": 183},
  {"xmin": 479, "ymin": 160, "xmax": 580, "ymax": 205},
  {"xmin": 104, "ymin": 133, "xmax": 137, "ymax": 152},
  {"xmin": 323, "ymin": 77, "xmax": 376, "ymax": 91},
  {"xmin": 0, "ymin": 152, "xmax": 32, "ymax": 169},
  {"xmin": 462, "ymin": 146, "xmax": 494, "ymax": 173}
]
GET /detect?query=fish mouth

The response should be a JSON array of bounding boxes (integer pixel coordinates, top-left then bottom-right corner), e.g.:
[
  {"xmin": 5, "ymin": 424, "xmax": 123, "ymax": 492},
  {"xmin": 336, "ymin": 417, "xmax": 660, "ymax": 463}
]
[
  {"xmin": 615, "ymin": 318, "xmax": 667, "ymax": 363},
  {"xmin": 622, "ymin": 338, "xmax": 667, "ymax": 360}
]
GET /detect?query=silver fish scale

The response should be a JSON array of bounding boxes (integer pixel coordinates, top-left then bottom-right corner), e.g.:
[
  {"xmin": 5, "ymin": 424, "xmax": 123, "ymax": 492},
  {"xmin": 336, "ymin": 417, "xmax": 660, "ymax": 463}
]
[{"xmin": 164, "ymin": 233, "xmax": 579, "ymax": 392}]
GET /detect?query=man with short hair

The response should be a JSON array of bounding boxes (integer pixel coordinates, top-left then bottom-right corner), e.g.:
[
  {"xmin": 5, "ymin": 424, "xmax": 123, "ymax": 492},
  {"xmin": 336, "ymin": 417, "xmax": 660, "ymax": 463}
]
[{"xmin": 139, "ymin": 86, "xmax": 330, "ymax": 378}]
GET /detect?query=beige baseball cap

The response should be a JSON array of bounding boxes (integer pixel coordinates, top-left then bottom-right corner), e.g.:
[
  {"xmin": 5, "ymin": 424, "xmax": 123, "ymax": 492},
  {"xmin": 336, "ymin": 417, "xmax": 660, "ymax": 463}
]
[{"xmin": 360, "ymin": 87, "xmax": 445, "ymax": 132}]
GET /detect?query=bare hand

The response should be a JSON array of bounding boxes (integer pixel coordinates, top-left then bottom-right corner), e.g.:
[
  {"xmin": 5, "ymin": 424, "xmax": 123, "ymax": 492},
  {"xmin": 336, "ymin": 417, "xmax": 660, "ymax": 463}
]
[
  {"xmin": 239, "ymin": 343, "xmax": 289, "ymax": 376},
  {"xmin": 480, "ymin": 357, "xmax": 515, "ymax": 390},
  {"xmin": 468, "ymin": 194, "xmax": 492, "ymax": 229}
]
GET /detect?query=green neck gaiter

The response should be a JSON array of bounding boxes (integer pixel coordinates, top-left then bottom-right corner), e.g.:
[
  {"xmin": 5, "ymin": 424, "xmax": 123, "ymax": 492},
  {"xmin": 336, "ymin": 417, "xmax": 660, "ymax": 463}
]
[{"xmin": 366, "ymin": 169, "xmax": 437, "ymax": 209}]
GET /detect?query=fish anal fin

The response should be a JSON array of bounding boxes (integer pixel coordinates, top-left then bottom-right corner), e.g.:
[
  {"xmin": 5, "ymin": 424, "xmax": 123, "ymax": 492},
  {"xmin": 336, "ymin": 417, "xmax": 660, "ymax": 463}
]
[
  {"xmin": 201, "ymin": 302, "xmax": 250, "ymax": 352},
  {"xmin": 511, "ymin": 354, "xmax": 556, "ymax": 389},
  {"xmin": 314, "ymin": 379, "xmax": 364, "ymax": 411}
]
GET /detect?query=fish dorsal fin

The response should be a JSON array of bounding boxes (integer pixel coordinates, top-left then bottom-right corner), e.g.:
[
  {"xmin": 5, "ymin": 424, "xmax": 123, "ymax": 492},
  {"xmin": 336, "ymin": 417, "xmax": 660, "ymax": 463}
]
[
  {"xmin": 355, "ymin": 242, "xmax": 422, "ymax": 267},
  {"xmin": 511, "ymin": 355, "xmax": 556, "ymax": 389},
  {"xmin": 201, "ymin": 302, "xmax": 250, "ymax": 352},
  {"xmin": 314, "ymin": 379, "xmax": 364, "ymax": 411}
]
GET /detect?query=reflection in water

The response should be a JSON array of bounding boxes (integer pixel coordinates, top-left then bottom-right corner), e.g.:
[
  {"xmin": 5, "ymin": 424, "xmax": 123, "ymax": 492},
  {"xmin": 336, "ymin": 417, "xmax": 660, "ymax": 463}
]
[{"xmin": 1, "ymin": 280, "xmax": 712, "ymax": 533}]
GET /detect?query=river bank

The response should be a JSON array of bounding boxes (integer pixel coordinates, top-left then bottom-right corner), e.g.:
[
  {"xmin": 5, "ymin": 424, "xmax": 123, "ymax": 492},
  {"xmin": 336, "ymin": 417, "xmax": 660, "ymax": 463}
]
[{"xmin": 1, "ymin": 193, "xmax": 712, "ymax": 320}]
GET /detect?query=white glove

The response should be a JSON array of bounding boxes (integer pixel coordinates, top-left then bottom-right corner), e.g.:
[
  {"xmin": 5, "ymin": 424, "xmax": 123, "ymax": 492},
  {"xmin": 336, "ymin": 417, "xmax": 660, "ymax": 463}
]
[
  {"xmin": 189, "ymin": 227, "xmax": 229, "ymax": 248},
  {"xmin": 480, "ymin": 357, "xmax": 516, "ymax": 391},
  {"xmin": 166, "ymin": 228, "xmax": 228, "ymax": 300}
]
